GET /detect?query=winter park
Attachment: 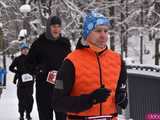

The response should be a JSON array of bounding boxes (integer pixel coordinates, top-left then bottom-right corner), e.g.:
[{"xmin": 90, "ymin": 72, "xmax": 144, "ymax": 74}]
[{"xmin": 0, "ymin": 0, "xmax": 160, "ymax": 120}]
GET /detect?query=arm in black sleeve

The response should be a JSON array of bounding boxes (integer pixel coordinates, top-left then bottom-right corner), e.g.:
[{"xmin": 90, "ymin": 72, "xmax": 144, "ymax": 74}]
[
  {"xmin": 52, "ymin": 59, "xmax": 93, "ymax": 113},
  {"xmin": 25, "ymin": 41, "xmax": 39, "ymax": 74},
  {"xmin": 9, "ymin": 58, "xmax": 18, "ymax": 73},
  {"xmin": 66, "ymin": 38, "xmax": 72, "ymax": 53},
  {"xmin": 9, "ymin": 58, "xmax": 19, "ymax": 84},
  {"xmin": 115, "ymin": 59, "xmax": 128, "ymax": 109}
]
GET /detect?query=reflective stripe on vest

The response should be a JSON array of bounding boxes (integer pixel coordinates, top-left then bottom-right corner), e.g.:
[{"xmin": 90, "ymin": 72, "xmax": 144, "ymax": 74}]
[{"xmin": 66, "ymin": 48, "xmax": 121, "ymax": 116}]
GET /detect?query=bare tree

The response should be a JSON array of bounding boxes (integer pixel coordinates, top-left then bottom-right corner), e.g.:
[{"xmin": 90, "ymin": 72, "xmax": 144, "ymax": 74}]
[{"xmin": 0, "ymin": 0, "xmax": 160, "ymax": 64}]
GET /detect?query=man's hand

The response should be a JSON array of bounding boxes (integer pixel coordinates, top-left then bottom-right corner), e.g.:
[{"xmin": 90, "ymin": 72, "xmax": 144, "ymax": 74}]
[{"xmin": 90, "ymin": 87, "xmax": 111, "ymax": 104}]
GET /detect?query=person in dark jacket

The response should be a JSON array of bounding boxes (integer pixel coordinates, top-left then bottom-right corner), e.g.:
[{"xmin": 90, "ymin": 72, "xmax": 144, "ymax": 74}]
[
  {"xmin": 9, "ymin": 43, "xmax": 34, "ymax": 120},
  {"xmin": 52, "ymin": 11, "xmax": 128, "ymax": 120},
  {"xmin": 25, "ymin": 16, "xmax": 71, "ymax": 120}
]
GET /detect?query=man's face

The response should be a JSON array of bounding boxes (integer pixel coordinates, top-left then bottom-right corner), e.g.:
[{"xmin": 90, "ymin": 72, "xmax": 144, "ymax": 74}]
[
  {"xmin": 50, "ymin": 24, "xmax": 61, "ymax": 39},
  {"xmin": 87, "ymin": 25, "xmax": 109, "ymax": 49},
  {"xmin": 21, "ymin": 48, "xmax": 29, "ymax": 55}
]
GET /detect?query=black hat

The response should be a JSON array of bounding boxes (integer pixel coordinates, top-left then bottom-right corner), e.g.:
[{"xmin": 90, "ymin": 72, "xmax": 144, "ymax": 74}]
[{"xmin": 50, "ymin": 16, "xmax": 61, "ymax": 26}]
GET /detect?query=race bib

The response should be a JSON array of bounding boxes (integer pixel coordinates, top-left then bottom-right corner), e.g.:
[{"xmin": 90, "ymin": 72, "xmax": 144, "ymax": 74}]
[
  {"xmin": 22, "ymin": 73, "xmax": 33, "ymax": 82},
  {"xmin": 87, "ymin": 115, "xmax": 112, "ymax": 120},
  {"xmin": 46, "ymin": 70, "xmax": 57, "ymax": 84}
]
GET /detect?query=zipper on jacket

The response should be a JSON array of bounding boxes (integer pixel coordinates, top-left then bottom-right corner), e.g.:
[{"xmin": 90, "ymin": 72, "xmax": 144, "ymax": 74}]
[{"xmin": 95, "ymin": 53, "xmax": 104, "ymax": 116}]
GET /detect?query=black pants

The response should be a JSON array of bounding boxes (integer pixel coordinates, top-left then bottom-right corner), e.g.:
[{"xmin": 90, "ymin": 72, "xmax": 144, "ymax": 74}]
[
  {"xmin": 36, "ymin": 84, "xmax": 66, "ymax": 120},
  {"xmin": 17, "ymin": 85, "xmax": 34, "ymax": 116}
]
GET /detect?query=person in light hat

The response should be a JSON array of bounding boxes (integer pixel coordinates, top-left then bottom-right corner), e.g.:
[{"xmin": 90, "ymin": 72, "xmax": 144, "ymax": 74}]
[
  {"xmin": 52, "ymin": 11, "xmax": 128, "ymax": 120},
  {"xmin": 9, "ymin": 43, "xmax": 34, "ymax": 120}
]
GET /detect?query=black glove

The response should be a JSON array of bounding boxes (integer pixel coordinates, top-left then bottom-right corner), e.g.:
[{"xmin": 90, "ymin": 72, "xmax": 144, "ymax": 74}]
[
  {"xmin": 90, "ymin": 87, "xmax": 111, "ymax": 104},
  {"xmin": 13, "ymin": 73, "xmax": 19, "ymax": 85},
  {"xmin": 116, "ymin": 92, "xmax": 128, "ymax": 109}
]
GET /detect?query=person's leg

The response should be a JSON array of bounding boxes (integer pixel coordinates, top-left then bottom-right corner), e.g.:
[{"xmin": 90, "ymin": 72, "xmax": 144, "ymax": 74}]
[
  {"xmin": 36, "ymin": 86, "xmax": 53, "ymax": 120},
  {"xmin": 55, "ymin": 111, "xmax": 66, "ymax": 120},
  {"xmin": 25, "ymin": 85, "xmax": 34, "ymax": 120},
  {"xmin": 17, "ymin": 87, "xmax": 25, "ymax": 120}
]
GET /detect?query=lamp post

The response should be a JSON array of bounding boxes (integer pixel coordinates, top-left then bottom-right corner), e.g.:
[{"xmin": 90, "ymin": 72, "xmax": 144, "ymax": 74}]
[
  {"xmin": 140, "ymin": 31, "xmax": 143, "ymax": 64},
  {"xmin": 19, "ymin": 4, "xmax": 31, "ymax": 43},
  {"xmin": 124, "ymin": 0, "xmax": 128, "ymax": 58},
  {"xmin": 140, "ymin": 3, "xmax": 144, "ymax": 64},
  {"xmin": 155, "ymin": 29, "xmax": 160, "ymax": 65}
]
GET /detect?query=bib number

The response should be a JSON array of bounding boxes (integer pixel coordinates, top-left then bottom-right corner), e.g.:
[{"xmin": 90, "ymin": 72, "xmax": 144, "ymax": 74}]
[
  {"xmin": 46, "ymin": 70, "xmax": 57, "ymax": 84},
  {"xmin": 22, "ymin": 74, "xmax": 33, "ymax": 82}
]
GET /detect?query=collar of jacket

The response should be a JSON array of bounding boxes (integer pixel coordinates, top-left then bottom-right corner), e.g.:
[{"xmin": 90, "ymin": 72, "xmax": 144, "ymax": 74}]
[
  {"xmin": 45, "ymin": 31, "xmax": 62, "ymax": 41},
  {"xmin": 37, "ymin": 33, "xmax": 70, "ymax": 48}
]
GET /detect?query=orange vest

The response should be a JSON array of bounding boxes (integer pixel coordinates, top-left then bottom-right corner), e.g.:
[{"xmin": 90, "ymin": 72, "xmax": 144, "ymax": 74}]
[{"xmin": 66, "ymin": 48, "xmax": 121, "ymax": 116}]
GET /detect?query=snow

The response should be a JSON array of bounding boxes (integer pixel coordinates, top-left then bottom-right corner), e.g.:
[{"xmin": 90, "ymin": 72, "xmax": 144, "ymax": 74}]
[
  {"xmin": 0, "ymin": 0, "xmax": 160, "ymax": 119},
  {"xmin": 127, "ymin": 69, "xmax": 160, "ymax": 77},
  {"xmin": 19, "ymin": 4, "xmax": 31, "ymax": 14},
  {"xmin": 0, "ymin": 23, "xmax": 2, "ymax": 28},
  {"xmin": 125, "ymin": 35, "xmax": 158, "ymax": 65}
]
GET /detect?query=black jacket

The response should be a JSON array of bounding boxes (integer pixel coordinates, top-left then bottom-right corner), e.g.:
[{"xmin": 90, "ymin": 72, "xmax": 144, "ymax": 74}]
[
  {"xmin": 52, "ymin": 39, "xmax": 128, "ymax": 113},
  {"xmin": 26, "ymin": 33, "xmax": 71, "ymax": 86},
  {"xmin": 9, "ymin": 54, "xmax": 34, "ymax": 87}
]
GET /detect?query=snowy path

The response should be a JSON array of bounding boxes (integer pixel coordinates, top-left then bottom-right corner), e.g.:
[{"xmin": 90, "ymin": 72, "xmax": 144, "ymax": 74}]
[{"xmin": 0, "ymin": 72, "xmax": 39, "ymax": 120}]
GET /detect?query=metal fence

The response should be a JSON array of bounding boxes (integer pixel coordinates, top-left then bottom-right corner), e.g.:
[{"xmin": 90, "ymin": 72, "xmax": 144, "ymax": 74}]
[{"xmin": 127, "ymin": 65, "xmax": 160, "ymax": 120}]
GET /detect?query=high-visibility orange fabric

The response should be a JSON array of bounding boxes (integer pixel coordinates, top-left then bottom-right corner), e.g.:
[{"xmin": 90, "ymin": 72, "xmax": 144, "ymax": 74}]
[{"xmin": 66, "ymin": 48, "xmax": 121, "ymax": 116}]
